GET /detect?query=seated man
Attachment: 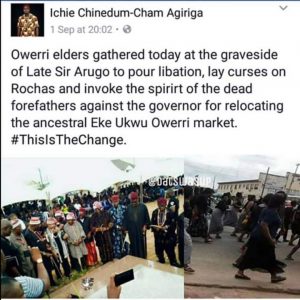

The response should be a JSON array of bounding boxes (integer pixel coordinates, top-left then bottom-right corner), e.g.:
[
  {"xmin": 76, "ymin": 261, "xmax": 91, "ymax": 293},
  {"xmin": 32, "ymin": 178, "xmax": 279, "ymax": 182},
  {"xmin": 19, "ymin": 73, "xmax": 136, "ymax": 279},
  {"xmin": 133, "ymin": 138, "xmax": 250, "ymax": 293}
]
[
  {"xmin": 1, "ymin": 276, "xmax": 24, "ymax": 299},
  {"xmin": 1, "ymin": 248, "xmax": 50, "ymax": 298}
]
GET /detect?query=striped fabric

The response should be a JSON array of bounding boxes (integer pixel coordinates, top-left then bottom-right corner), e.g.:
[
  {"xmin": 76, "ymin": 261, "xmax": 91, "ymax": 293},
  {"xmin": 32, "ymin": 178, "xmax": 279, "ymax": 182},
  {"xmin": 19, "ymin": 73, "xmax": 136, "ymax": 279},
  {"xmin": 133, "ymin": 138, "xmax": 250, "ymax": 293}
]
[{"xmin": 15, "ymin": 276, "xmax": 44, "ymax": 298}]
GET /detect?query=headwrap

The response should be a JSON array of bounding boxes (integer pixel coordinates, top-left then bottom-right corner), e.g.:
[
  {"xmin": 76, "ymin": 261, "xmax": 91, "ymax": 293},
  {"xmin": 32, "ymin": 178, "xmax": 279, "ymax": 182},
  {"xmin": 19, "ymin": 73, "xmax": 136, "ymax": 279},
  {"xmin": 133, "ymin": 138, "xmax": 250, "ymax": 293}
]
[
  {"xmin": 29, "ymin": 217, "xmax": 41, "ymax": 225},
  {"xmin": 47, "ymin": 217, "xmax": 57, "ymax": 225},
  {"xmin": 66, "ymin": 212, "xmax": 76, "ymax": 220},
  {"xmin": 158, "ymin": 197, "xmax": 167, "ymax": 207},
  {"xmin": 11, "ymin": 219, "xmax": 22, "ymax": 229},
  {"xmin": 93, "ymin": 201, "xmax": 102, "ymax": 210},
  {"xmin": 111, "ymin": 195, "xmax": 120, "ymax": 203},
  {"xmin": 130, "ymin": 192, "xmax": 138, "ymax": 202}
]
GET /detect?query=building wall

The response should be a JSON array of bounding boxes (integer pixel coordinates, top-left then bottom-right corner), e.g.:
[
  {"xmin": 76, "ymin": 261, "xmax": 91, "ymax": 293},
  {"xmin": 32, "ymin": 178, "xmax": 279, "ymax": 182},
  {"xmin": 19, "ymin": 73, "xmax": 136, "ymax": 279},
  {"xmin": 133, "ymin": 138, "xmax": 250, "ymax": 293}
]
[
  {"xmin": 218, "ymin": 181, "xmax": 261, "ymax": 198},
  {"xmin": 217, "ymin": 171, "xmax": 300, "ymax": 199},
  {"xmin": 258, "ymin": 172, "xmax": 286, "ymax": 196},
  {"xmin": 285, "ymin": 172, "xmax": 300, "ymax": 196}
]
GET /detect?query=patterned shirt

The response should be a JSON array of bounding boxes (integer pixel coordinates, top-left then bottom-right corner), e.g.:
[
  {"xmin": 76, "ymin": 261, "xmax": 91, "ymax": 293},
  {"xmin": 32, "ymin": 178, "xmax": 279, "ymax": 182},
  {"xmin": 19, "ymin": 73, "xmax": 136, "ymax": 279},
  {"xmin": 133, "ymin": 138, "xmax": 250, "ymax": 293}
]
[{"xmin": 17, "ymin": 13, "xmax": 39, "ymax": 37}]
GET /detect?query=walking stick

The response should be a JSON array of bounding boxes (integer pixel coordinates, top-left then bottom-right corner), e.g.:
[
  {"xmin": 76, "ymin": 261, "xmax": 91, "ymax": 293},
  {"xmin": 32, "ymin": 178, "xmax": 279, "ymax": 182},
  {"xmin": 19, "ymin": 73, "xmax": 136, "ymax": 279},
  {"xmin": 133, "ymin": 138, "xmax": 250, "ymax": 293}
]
[
  {"xmin": 144, "ymin": 231, "xmax": 147, "ymax": 259},
  {"xmin": 50, "ymin": 255, "xmax": 63, "ymax": 278}
]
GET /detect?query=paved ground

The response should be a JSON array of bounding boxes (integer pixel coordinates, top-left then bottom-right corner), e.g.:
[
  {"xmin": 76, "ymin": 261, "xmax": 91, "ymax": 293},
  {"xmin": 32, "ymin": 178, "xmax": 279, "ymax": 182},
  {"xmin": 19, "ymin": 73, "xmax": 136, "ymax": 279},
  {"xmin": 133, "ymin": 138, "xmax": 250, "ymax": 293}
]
[
  {"xmin": 185, "ymin": 226, "xmax": 300, "ymax": 298},
  {"xmin": 185, "ymin": 286, "xmax": 299, "ymax": 298}
]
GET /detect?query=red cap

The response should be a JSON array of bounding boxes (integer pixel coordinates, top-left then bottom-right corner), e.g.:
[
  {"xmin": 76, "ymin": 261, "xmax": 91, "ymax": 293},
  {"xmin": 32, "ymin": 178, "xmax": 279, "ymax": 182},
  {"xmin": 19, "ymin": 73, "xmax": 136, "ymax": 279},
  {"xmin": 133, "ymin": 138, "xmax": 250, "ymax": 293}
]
[
  {"xmin": 130, "ymin": 192, "xmax": 138, "ymax": 202},
  {"xmin": 158, "ymin": 197, "xmax": 167, "ymax": 207},
  {"xmin": 111, "ymin": 195, "xmax": 120, "ymax": 203}
]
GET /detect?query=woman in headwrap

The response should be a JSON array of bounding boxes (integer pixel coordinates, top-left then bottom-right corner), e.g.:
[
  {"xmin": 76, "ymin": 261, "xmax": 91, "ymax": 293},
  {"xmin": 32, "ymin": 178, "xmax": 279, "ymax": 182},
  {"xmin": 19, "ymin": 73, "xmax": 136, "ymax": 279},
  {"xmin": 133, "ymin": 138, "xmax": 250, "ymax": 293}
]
[{"xmin": 78, "ymin": 208, "xmax": 98, "ymax": 266}]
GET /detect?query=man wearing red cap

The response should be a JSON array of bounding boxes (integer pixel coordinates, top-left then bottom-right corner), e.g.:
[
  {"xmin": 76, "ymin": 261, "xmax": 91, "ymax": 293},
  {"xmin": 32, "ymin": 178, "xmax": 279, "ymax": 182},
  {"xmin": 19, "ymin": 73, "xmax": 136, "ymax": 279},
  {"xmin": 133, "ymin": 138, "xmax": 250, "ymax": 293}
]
[
  {"xmin": 78, "ymin": 207, "xmax": 98, "ymax": 266},
  {"xmin": 151, "ymin": 197, "xmax": 179, "ymax": 267},
  {"xmin": 124, "ymin": 192, "xmax": 150, "ymax": 259},
  {"xmin": 109, "ymin": 194, "xmax": 127, "ymax": 259},
  {"xmin": 24, "ymin": 217, "xmax": 61, "ymax": 286},
  {"xmin": 45, "ymin": 218, "xmax": 71, "ymax": 277},
  {"xmin": 90, "ymin": 201, "xmax": 114, "ymax": 264}
]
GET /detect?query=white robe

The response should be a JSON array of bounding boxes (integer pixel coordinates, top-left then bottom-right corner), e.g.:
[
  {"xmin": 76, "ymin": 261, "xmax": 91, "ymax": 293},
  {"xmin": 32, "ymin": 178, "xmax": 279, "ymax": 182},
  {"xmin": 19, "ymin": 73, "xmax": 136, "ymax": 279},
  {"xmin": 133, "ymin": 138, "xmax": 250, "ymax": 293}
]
[{"xmin": 63, "ymin": 221, "xmax": 88, "ymax": 259}]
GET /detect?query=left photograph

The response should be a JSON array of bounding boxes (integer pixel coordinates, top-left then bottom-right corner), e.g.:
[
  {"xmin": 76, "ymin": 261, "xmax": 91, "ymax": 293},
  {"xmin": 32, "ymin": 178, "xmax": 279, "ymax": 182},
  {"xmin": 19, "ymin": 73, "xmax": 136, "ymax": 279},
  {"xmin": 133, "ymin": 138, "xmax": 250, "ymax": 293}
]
[{"xmin": 1, "ymin": 158, "xmax": 184, "ymax": 298}]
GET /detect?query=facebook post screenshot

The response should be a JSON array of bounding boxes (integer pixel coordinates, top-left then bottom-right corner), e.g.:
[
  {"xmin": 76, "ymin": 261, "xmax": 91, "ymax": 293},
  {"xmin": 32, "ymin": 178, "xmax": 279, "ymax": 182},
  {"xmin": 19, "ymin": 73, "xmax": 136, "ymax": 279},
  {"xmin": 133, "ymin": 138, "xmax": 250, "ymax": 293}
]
[{"xmin": 1, "ymin": 0, "xmax": 299, "ymax": 299}]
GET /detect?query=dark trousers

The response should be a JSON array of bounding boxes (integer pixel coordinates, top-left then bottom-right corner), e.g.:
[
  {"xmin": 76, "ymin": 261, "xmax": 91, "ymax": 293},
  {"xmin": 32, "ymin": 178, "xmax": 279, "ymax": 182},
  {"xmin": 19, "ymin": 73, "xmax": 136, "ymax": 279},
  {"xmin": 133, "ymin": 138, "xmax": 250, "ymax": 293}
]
[
  {"xmin": 154, "ymin": 235, "xmax": 177, "ymax": 265},
  {"xmin": 42, "ymin": 255, "xmax": 62, "ymax": 286},
  {"xmin": 70, "ymin": 256, "xmax": 86, "ymax": 272},
  {"xmin": 95, "ymin": 232, "xmax": 114, "ymax": 264},
  {"xmin": 61, "ymin": 257, "xmax": 71, "ymax": 277}
]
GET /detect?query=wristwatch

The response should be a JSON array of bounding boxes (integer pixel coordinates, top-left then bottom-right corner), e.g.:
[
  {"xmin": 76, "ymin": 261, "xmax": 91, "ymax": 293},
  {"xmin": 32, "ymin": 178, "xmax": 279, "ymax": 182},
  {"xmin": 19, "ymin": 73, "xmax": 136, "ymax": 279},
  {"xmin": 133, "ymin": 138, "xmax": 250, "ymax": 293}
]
[{"xmin": 36, "ymin": 258, "xmax": 43, "ymax": 264}]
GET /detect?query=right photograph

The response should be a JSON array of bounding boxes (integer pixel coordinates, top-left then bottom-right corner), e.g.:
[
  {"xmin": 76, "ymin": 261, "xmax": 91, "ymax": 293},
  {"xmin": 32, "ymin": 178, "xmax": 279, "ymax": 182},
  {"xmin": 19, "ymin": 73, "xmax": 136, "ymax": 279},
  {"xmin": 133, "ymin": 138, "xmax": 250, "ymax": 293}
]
[{"xmin": 184, "ymin": 155, "xmax": 300, "ymax": 298}]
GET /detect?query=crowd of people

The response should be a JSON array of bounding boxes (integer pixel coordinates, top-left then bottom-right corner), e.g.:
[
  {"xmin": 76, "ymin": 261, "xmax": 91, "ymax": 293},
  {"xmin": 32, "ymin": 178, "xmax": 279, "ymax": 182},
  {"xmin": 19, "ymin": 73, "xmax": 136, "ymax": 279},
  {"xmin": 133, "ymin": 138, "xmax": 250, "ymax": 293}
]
[
  {"xmin": 1, "ymin": 181, "xmax": 184, "ymax": 298},
  {"xmin": 184, "ymin": 186, "xmax": 300, "ymax": 282}
]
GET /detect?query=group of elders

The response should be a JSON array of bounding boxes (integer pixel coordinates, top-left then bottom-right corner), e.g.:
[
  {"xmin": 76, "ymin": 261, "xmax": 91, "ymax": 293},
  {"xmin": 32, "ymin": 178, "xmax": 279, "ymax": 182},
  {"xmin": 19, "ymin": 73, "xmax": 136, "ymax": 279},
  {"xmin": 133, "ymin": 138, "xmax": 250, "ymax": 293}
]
[{"xmin": 1, "ymin": 190, "xmax": 182, "ymax": 297}]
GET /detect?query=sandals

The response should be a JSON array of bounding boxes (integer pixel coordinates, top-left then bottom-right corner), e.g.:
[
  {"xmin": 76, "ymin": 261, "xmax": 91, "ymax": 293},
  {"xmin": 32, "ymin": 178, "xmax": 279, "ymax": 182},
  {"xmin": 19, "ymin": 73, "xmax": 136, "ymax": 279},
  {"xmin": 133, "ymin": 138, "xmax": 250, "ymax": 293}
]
[
  {"xmin": 184, "ymin": 265, "xmax": 195, "ymax": 273},
  {"xmin": 235, "ymin": 273, "xmax": 251, "ymax": 280}
]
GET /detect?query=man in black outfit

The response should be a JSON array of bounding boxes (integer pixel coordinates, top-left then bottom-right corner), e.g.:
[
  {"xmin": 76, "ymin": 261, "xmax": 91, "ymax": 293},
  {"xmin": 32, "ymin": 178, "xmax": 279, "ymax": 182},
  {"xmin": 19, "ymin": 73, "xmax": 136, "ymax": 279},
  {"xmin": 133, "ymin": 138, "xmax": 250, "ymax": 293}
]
[
  {"xmin": 151, "ymin": 197, "xmax": 179, "ymax": 267},
  {"xmin": 24, "ymin": 217, "xmax": 61, "ymax": 286}
]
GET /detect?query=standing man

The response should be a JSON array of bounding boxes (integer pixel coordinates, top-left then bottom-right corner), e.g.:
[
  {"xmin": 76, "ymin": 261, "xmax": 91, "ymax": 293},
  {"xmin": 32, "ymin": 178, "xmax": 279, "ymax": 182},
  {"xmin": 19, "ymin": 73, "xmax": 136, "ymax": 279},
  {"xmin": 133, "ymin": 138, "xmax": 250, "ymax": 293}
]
[
  {"xmin": 24, "ymin": 217, "xmax": 61, "ymax": 286},
  {"xmin": 124, "ymin": 192, "xmax": 150, "ymax": 259},
  {"xmin": 109, "ymin": 194, "xmax": 127, "ymax": 259},
  {"xmin": 10, "ymin": 219, "xmax": 35, "ymax": 277},
  {"xmin": 17, "ymin": 4, "xmax": 39, "ymax": 37},
  {"xmin": 45, "ymin": 218, "xmax": 71, "ymax": 278},
  {"xmin": 151, "ymin": 197, "xmax": 179, "ymax": 266},
  {"xmin": 90, "ymin": 201, "xmax": 114, "ymax": 264},
  {"xmin": 63, "ymin": 212, "xmax": 88, "ymax": 272}
]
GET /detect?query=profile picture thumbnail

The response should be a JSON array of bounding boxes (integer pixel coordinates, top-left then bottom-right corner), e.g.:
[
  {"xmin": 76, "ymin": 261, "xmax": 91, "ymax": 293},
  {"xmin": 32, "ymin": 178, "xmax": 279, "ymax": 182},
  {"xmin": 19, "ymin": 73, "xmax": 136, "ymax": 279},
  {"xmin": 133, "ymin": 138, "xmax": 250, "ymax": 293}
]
[{"xmin": 11, "ymin": 3, "xmax": 44, "ymax": 37}]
